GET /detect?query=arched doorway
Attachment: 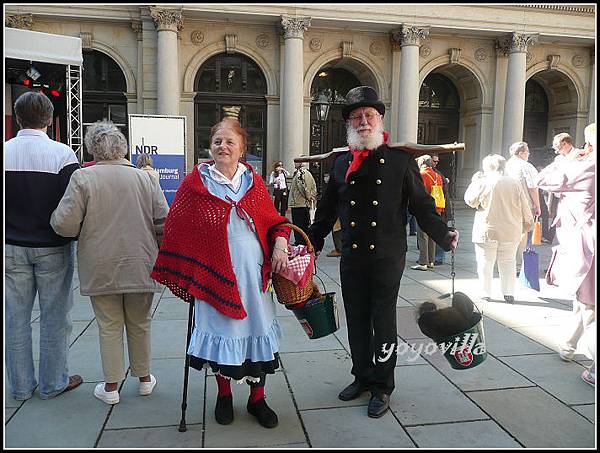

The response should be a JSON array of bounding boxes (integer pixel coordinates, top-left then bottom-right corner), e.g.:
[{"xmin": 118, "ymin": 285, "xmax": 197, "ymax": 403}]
[
  {"xmin": 418, "ymin": 72, "xmax": 460, "ymax": 182},
  {"xmin": 194, "ymin": 53, "xmax": 267, "ymax": 176},
  {"xmin": 523, "ymin": 78, "xmax": 550, "ymax": 168},
  {"xmin": 309, "ymin": 66, "xmax": 363, "ymax": 195},
  {"xmin": 82, "ymin": 50, "xmax": 128, "ymax": 163}
]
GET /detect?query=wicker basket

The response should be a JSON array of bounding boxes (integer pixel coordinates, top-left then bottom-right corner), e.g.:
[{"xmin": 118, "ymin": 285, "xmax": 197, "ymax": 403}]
[{"xmin": 272, "ymin": 223, "xmax": 319, "ymax": 306}]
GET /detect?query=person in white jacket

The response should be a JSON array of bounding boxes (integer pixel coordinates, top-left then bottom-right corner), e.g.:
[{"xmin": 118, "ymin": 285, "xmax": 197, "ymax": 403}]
[
  {"xmin": 464, "ymin": 154, "xmax": 534, "ymax": 303},
  {"xmin": 268, "ymin": 161, "xmax": 291, "ymax": 216}
]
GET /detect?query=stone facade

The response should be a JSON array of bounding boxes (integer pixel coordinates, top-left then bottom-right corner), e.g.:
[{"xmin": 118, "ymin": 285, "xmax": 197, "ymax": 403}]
[{"xmin": 5, "ymin": 4, "xmax": 595, "ymax": 191}]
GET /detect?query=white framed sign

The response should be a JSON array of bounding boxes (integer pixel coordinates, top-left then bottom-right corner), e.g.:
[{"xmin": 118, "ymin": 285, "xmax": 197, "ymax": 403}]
[{"xmin": 129, "ymin": 114, "xmax": 186, "ymax": 206}]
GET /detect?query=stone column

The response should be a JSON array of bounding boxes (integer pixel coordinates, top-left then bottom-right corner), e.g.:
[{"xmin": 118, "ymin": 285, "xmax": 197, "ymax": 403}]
[
  {"xmin": 491, "ymin": 38, "xmax": 510, "ymax": 155},
  {"xmin": 500, "ymin": 32, "xmax": 538, "ymax": 156},
  {"xmin": 280, "ymin": 16, "xmax": 310, "ymax": 171},
  {"xmin": 395, "ymin": 25, "xmax": 429, "ymax": 142},
  {"xmin": 132, "ymin": 21, "xmax": 144, "ymax": 114},
  {"xmin": 149, "ymin": 7, "xmax": 183, "ymax": 115},
  {"xmin": 389, "ymin": 31, "xmax": 402, "ymax": 141},
  {"xmin": 588, "ymin": 48, "xmax": 595, "ymax": 124}
]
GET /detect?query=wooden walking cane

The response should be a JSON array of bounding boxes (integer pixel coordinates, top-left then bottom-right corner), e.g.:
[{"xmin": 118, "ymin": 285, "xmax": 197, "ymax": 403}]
[{"xmin": 178, "ymin": 300, "xmax": 195, "ymax": 432}]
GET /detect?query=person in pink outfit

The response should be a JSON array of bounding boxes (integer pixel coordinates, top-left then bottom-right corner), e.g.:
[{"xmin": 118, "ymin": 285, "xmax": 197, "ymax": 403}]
[{"xmin": 537, "ymin": 123, "xmax": 596, "ymax": 387}]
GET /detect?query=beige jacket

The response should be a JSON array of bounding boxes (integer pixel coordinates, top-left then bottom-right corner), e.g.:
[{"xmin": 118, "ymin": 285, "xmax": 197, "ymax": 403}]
[
  {"xmin": 288, "ymin": 167, "xmax": 317, "ymax": 208},
  {"xmin": 140, "ymin": 165, "xmax": 160, "ymax": 184},
  {"xmin": 50, "ymin": 159, "xmax": 169, "ymax": 296},
  {"xmin": 464, "ymin": 172, "xmax": 534, "ymax": 243}
]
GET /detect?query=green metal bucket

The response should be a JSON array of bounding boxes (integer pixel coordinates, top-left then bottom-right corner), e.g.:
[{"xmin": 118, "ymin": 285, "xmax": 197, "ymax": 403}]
[
  {"xmin": 436, "ymin": 311, "xmax": 487, "ymax": 369},
  {"xmin": 292, "ymin": 292, "xmax": 339, "ymax": 339}
]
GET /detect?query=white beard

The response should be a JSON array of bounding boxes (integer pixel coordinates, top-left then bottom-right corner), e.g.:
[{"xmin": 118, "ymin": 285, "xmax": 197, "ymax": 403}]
[{"xmin": 346, "ymin": 122, "xmax": 385, "ymax": 150}]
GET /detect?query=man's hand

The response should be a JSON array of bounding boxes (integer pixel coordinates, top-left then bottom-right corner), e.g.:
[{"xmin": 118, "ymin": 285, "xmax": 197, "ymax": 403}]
[{"xmin": 448, "ymin": 229, "xmax": 460, "ymax": 252}]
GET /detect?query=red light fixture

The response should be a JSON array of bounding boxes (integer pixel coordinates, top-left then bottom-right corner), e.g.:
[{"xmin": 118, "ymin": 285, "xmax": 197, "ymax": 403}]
[
  {"xmin": 50, "ymin": 89, "xmax": 60, "ymax": 97},
  {"xmin": 22, "ymin": 78, "xmax": 31, "ymax": 86}
]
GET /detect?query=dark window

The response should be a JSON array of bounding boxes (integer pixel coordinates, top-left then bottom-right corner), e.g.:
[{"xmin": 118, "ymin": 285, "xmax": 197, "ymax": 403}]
[
  {"xmin": 82, "ymin": 50, "xmax": 128, "ymax": 162},
  {"xmin": 194, "ymin": 53, "xmax": 267, "ymax": 175},
  {"xmin": 524, "ymin": 78, "xmax": 550, "ymax": 168},
  {"xmin": 419, "ymin": 73, "xmax": 459, "ymax": 109}
]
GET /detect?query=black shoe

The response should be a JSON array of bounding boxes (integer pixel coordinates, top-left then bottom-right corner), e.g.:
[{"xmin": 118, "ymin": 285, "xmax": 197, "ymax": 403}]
[
  {"xmin": 215, "ymin": 395, "xmax": 234, "ymax": 425},
  {"xmin": 338, "ymin": 380, "xmax": 370, "ymax": 401},
  {"xmin": 504, "ymin": 295, "xmax": 515, "ymax": 304},
  {"xmin": 367, "ymin": 392, "xmax": 390, "ymax": 418},
  {"xmin": 247, "ymin": 398, "xmax": 278, "ymax": 428}
]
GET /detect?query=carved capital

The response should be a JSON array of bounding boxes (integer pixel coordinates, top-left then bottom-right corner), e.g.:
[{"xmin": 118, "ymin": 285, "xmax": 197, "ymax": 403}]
[
  {"xmin": 225, "ymin": 34, "xmax": 237, "ymax": 54},
  {"xmin": 131, "ymin": 21, "xmax": 143, "ymax": 38},
  {"xmin": 507, "ymin": 32, "xmax": 539, "ymax": 54},
  {"xmin": 495, "ymin": 37, "xmax": 510, "ymax": 57},
  {"xmin": 149, "ymin": 7, "xmax": 183, "ymax": 33},
  {"xmin": 280, "ymin": 16, "xmax": 311, "ymax": 39},
  {"xmin": 80, "ymin": 32, "xmax": 93, "ymax": 50},
  {"xmin": 389, "ymin": 29, "xmax": 402, "ymax": 52},
  {"xmin": 341, "ymin": 41, "xmax": 353, "ymax": 59},
  {"xmin": 398, "ymin": 25, "xmax": 430, "ymax": 47},
  {"xmin": 547, "ymin": 54, "xmax": 560, "ymax": 70},
  {"xmin": 6, "ymin": 14, "xmax": 33, "ymax": 30}
]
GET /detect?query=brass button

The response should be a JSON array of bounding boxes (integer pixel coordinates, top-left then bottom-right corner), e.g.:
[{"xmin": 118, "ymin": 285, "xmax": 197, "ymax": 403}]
[
  {"xmin": 379, "ymin": 158, "xmax": 385, "ymax": 164},
  {"xmin": 350, "ymin": 200, "xmax": 356, "ymax": 206},
  {"xmin": 369, "ymin": 244, "xmax": 375, "ymax": 250},
  {"xmin": 350, "ymin": 180, "xmax": 355, "ymax": 185},
  {"xmin": 352, "ymin": 243, "xmax": 358, "ymax": 249},
  {"xmin": 372, "ymin": 200, "xmax": 379, "ymax": 206},
  {"xmin": 371, "ymin": 221, "xmax": 377, "ymax": 227},
  {"xmin": 376, "ymin": 179, "xmax": 382, "ymax": 185},
  {"xmin": 350, "ymin": 221, "xmax": 356, "ymax": 227}
]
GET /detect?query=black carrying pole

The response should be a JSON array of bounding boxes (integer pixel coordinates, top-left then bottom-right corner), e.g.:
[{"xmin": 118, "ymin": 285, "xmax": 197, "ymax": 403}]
[{"xmin": 178, "ymin": 300, "xmax": 195, "ymax": 432}]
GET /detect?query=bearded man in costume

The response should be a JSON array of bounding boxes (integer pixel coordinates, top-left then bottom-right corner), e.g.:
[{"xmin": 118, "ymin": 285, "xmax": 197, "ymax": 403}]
[{"xmin": 309, "ymin": 86, "xmax": 459, "ymax": 418}]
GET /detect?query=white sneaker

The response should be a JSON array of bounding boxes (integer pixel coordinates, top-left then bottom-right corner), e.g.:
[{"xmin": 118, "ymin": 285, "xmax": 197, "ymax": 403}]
[
  {"xmin": 558, "ymin": 344, "xmax": 575, "ymax": 362},
  {"xmin": 411, "ymin": 264, "xmax": 428, "ymax": 271},
  {"xmin": 139, "ymin": 374, "xmax": 157, "ymax": 396},
  {"xmin": 94, "ymin": 383, "xmax": 120, "ymax": 405}
]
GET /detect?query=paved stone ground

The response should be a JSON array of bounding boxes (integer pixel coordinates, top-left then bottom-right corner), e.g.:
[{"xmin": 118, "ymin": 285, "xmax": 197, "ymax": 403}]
[{"xmin": 4, "ymin": 207, "xmax": 596, "ymax": 448}]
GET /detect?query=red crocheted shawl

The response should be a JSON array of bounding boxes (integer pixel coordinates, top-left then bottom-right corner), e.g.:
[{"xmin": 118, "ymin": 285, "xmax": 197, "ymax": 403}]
[{"xmin": 151, "ymin": 163, "xmax": 291, "ymax": 319}]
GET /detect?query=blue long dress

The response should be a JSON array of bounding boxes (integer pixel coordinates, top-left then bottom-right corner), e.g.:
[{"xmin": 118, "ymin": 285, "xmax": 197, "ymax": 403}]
[{"xmin": 187, "ymin": 164, "xmax": 281, "ymax": 383}]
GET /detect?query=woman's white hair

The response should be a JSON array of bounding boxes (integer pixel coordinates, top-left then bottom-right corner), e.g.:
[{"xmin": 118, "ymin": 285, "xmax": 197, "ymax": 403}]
[
  {"xmin": 509, "ymin": 142, "xmax": 528, "ymax": 156},
  {"xmin": 417, "ymin": 154, "xmax": 433, "ymax": 168},
  {"xmin": 482, "ymin": 154, "xmax": 506, "ymax": 173},
  {"xmin": 584, "ymin": 122, "xmax": 596, "ymax": 150},
  {"xmin": 85, "ymin": 121, "xmax": 128, "ymax": 161}
]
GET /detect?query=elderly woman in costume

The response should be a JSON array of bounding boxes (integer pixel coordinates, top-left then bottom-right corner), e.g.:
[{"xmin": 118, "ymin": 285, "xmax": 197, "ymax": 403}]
[
  {"xmin": 151, "ymin": 117, "xmax": 291, "ymax": 428},
  {"xmin": 51, "ymin": 121, "xmax": 169, "ymax": 405},
  {"xmin": 537, "ymin": 123, "xmax": 596, "ymax": 387},
  {"xmin": 464, "ymin": 154, "xmax": 533, "ymax": 303}
]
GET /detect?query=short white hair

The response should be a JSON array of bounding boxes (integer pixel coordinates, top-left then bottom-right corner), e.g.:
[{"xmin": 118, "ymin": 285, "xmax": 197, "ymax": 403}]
[
  {"xmin": 417, "ymin": 154, "xmax": 432, "ymax": 168},
  {"xmin": 584, "ymin": 123, "xmax": 596, "ymax": 150},
  {"xmin": 482, "ymin": 154, "xmax": 506, "ymax": 173},
  {"xmin": 85, "ymin": 121, "xmax": 128, "ymax": 161},
  {"xmin": 509, "ymin": 142, "xmax": 528, "ymax": 156}
]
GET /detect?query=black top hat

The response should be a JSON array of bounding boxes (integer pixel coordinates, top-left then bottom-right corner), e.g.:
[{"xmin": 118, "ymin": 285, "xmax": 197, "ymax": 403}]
[{"xmin": 342, "ymin": 86, "xmax": 385, "ymax": 121}]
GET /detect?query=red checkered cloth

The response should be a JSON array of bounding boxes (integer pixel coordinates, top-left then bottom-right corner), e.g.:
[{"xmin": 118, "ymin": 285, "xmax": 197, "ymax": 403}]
[{"xmin": 277, "ymin": 244, "xmax": 314, "ymax": 288}]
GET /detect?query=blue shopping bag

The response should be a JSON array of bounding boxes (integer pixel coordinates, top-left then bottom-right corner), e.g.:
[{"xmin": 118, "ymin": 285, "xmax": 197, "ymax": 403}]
[{"xmin": 519, "ymin": 232, "xmax": 540, "ymax": 291}]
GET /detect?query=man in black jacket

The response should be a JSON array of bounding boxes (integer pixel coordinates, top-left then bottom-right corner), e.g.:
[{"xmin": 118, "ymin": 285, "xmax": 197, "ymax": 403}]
[{"xmin": 309, "ymin": 86, "xmax": 459, "ymax": 418}]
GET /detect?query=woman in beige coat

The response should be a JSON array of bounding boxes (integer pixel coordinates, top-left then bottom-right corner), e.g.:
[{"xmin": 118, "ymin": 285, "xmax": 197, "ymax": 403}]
[
  {"xmin": 464, "ymin": 154, "xmax": 534, "ymax": 303},
  {"xmin": 51, "ymin": 121, "xmax": 169, "ymax": 405}
]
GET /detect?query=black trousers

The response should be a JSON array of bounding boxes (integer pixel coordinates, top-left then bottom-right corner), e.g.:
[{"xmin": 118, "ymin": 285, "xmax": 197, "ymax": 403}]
[
  {"xmin": 273, "ymin": 189, "xmax": 288, "ymax": 216},
  {"xmin": 339, "ymin": 254, "xmax": 406, "ymax": 395},
  {"xmin": 291, "ymin": 207, "xmax": 310, "ymax": 245}
]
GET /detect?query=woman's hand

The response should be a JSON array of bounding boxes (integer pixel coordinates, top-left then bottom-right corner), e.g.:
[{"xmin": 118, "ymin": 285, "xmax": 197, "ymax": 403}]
[{"xmin": 271, "ymin": 237, "xmax": 289, "ymax": 274}]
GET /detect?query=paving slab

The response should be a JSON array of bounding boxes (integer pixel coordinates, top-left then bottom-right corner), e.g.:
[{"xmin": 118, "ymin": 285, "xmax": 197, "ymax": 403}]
[
  {"xmin": 408, "ymin": 338, "xmax": 534, "ymax": 391},
  {"xmin": 203, "ymin": 370, "xmax": 306, "ymax": 447},
  {"xmin": 390, "ymin": 365, "xmax": 488, "ymax": 426},
  {"xmin": 4, "ymin": 383, "xmax": 109, "ymax": 448},
  {"xmin": 395, "ymin": 338, "xmax": 428, "ymax": 366},
  {"xmin": 513, "ymin": 324, "xmax": 592, "ymax": 358},
  {"xmin": 571, "ymin": 404, "xmax": 595, "ymax": 423},
  {"xmin": 280, "ymin": 350, "xmax": 367, "ymax": 410},
  {"xmin": 500, "ymin": 354, "xmax": 595, "ymax": 405},
  {"xmin": 477, "ymin": 317, "xmax": 554, "ymax": 357},
  {"xmin": 301, "ymin": 405, "xmax": 415, "ymax": 447},
  {"xmin": 152, "ymin": 297, "xmax": 193, "ymax": 321},
  {"xmin": 150, "ymin": 319, "xmax": 189, "ymax": 359},
  {"xmin": 106, "ymin": 358, "xmax": 205, "ymax": 429},
  {"xmin": 468, "ymin": 387, "xmax": 595, "ymax": 448},
  {"xmin": 406, "ymin": 420, "xmax": 522, "ymax": 448},
  {"xmin": 396, "ymin": 306, "xmax": 428, "ymax": 340},
  {"xmin": 397, "ymin": 283, "xmax": 443, "ymax": 300},
  {"xmin": 98, "ymin": 424, "xmax": 204, "ymax": 448}
]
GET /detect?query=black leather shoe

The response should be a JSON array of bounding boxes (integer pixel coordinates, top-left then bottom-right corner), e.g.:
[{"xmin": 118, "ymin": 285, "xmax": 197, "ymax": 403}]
[
  {"xmin": 368, "ymin": 392, "xmax": 390, "ymax": 418},
  {"xmin": 338, "ymin": 380, "xmax": 370, "ymax": 401},
  {"xmin": 215, "ymin": 395, "xmax": 234, "ymax": 425},
  {"xmin": 247, "ymin": 398, "xmax": 278, "ymax": 428}
]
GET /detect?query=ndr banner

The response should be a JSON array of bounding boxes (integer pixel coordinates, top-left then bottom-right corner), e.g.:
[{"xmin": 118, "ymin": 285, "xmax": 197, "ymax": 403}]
[{"xmin": 129, "ymin": 115, "xmax": 186, "ymax": 206}]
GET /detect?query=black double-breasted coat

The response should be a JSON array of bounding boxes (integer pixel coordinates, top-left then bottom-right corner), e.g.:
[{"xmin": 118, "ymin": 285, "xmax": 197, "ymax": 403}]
[{"xmin": 308, "ymin": 143, "xmax": 453, "ymax": 394}]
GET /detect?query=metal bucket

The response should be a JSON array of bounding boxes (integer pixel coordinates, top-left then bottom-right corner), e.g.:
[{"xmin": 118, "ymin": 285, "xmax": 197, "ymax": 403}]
[
  {"xmin": 291, "ymin": 292, "xmax": 339, "ymax": 339},
  {"xmin": 436, "ymin": 310, "xmax": 487, "ymax": 369}
]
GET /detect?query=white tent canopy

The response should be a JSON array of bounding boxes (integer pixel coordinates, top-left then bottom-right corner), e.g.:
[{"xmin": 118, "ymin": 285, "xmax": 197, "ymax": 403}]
[{"xmin": 5, "ymin": 28, "xmax": 83, "ymax": 66}]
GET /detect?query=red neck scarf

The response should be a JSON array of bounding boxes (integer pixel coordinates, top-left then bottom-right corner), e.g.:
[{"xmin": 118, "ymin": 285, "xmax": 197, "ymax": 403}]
[{"xmin": 345, "ymin": 131, "xmax": 388, "ymax": 182}]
